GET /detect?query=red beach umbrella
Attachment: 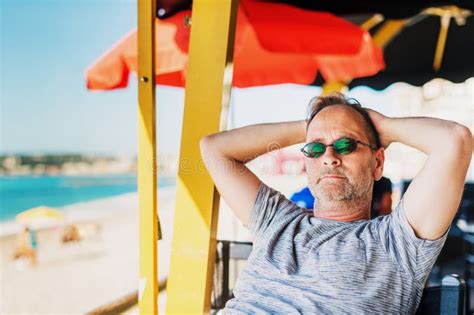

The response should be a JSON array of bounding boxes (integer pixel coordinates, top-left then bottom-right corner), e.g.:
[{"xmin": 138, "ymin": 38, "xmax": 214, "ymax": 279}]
[{"xmin": 86, "ymin": 4, "xmax": 383, "ymax": 90}]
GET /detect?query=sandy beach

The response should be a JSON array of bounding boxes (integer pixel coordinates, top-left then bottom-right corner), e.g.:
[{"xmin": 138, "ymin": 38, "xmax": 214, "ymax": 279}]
[{"xmin": 0, "ymin": 175, "xmax": 307, "ymax": 314}]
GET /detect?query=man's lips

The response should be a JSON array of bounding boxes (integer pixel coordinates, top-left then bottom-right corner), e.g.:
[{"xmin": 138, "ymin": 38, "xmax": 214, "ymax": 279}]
[
  {"xmin": 318, "ymin": 175, "xmax": 345, "ymax": 183},
  {"xmin": 321, "ymin": 175, "xmax": 345, "ymax": 180}
]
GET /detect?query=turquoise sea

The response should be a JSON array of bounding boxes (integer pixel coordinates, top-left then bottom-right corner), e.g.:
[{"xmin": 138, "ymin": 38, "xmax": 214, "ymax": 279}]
[{"xmin": 0, "ymin": 174, "xmax": 176, "ymax": 221}]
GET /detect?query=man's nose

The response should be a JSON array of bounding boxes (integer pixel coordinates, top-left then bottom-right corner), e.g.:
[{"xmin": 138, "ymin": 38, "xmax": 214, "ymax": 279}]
[{"xmin": 321, "ymin": 146, "xmax": 342, "ymax": 166}]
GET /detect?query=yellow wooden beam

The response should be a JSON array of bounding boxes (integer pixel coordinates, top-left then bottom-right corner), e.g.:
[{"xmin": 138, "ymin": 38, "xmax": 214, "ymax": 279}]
[
  {"xmin": 137, "ymin": 0, "xmax": 158, "ymax": 314},
  {"xmin": 433, "ymin": 13, "xmax": 450, "ymax": 71},
  {"xmin": 360, "ymin": 14, "xmax": 384, "ymax": 31},
  {"xmin": 166, "ymin": 0, "xmax": 238, "ymax": 313},
  {"xmin": 321, "ymin": 81, "xmax": 348, "ymax": 95},
  {"xmin": 372, "ymin": 19, "xmax": 406, "ymax": 48}
]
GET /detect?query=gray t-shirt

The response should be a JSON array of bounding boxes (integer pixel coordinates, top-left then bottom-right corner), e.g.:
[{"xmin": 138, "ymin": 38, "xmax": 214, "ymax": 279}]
[{"xmin": 223, "ymin": 182, "xmax": 448, "ymax": 314}]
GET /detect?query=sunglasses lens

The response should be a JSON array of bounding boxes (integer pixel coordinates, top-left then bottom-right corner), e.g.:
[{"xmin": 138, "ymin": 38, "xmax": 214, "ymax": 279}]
[
  {"xmin": 334, "ymin": 138, "xmax": 357, "ymax": 155},
  {"xmin": 304, "ymin": 142, "xmax": 325, "ymax": 158}
]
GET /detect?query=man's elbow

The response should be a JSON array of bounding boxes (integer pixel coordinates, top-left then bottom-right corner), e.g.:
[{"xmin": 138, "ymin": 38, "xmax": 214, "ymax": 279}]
[
  {"xmin": 450, "ymin": 124, "xmax": 473, "ymax": 163},
  {"xmin": 454, "ymin": 124, "xmax": 472, "ymax": 151},
  {"xmin": 200, "ymin": 136, "xmax": 214, "ymax": 158},
  {"xmin": 200, "ymin": 135, "xmax": 222, "ymax": 162}
]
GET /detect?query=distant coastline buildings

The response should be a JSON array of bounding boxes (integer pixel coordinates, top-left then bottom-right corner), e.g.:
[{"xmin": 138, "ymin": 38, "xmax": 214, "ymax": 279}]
[{"xmin": 0, "ymin": 154, "xmax": 140, "ymax": 176}]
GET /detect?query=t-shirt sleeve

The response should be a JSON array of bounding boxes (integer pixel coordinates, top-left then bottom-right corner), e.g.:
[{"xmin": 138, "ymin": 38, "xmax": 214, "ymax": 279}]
[
  {"xmin": 377, "ymin": 198, "xmax": 449, "ymax": 282},
  {"xmin": 244, "ymin": 181, "xmax": 301, "ymax": 237}
]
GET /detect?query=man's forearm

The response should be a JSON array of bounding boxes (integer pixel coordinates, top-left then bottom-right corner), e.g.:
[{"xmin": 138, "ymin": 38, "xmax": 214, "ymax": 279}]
[
  {"xmin": 383, "ymin": 116, "xmax": 472, "ymax": 155},
  {"xmin": 203, "ymin": 120, "xmax": 307, "ymax": 163}
]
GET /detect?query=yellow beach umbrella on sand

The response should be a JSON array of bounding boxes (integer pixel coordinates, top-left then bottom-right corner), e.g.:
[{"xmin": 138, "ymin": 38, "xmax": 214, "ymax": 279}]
[{"xmin": 16, "ymin": 206, "xmax": 64, "ymax": 228}]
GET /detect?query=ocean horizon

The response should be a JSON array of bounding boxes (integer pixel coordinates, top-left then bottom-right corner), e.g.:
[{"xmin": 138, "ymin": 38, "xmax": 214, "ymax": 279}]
[{"xmin": 0, "ymin": 174, "xmax": 176, "ymax": 222}]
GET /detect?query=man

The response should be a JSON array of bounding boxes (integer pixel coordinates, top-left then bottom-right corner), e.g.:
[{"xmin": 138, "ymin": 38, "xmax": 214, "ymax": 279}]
[{"xmin": 200, "ymin": 93, "xmax": 472, "ymax": 313}]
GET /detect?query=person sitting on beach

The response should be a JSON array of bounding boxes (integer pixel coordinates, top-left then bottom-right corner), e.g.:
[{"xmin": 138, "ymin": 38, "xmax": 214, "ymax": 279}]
[
  {"xmin": 200, "ymin": 93, "xmax": 473, "ymax": 313},
  {"xmin": 61, "ymin": 224, "xmax": 81, "ymax": 243},
  {"xmin": 13, "ymin": 227, "xmax": 38, "ymax": 266},
  {"xmin": 13, "ymin": 227, "xmax": 30, "ymax": 259}
]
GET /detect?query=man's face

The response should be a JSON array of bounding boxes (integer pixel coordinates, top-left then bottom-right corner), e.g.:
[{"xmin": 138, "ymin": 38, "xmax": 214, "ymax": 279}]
[{"xmin": 304, "ymin": 105, "xmax": 382, "ymax": 205}]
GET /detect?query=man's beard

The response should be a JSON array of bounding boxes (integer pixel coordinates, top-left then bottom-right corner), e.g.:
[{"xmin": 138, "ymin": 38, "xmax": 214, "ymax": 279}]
[{"xmin": 309, "ymin": 169, "xmax": 372, "ymax": 203}]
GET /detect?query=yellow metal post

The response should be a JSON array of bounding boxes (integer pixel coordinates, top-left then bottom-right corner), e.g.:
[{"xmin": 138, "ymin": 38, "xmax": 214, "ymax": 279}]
[
  {"xmin": 433, "ymin": 13, "xmax": 450, "ymax": 71},
  {"xmin": 166, "ymin": 0, "xmax": 238, "ymax": 313},
  {"xmin": 360, "ymin": 14, "xmax": 384, "ymax": 32},
  {"xmin": 321, "ymin": 81, "xmax": 348, "ymax": 95},
  {"xmin": 372, "ymin": 20, "xmax": 406, "ymax": 48},
  {"xmin": 137, "ymin": 0, "xmax": 158, "ymax": 314}
]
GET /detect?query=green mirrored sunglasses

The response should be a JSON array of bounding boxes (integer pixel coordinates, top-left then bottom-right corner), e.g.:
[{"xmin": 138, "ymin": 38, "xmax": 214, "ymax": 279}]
[{"xmin": 301, "ymin": 137, "xmax": 377, "ymax": 158}]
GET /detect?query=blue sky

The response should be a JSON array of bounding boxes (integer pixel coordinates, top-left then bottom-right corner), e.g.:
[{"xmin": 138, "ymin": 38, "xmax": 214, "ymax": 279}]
[
  {"xmin": 2, "ymin": 0, "xmax": 140, "ymax": 155},
  {"xmin": 1, "ymin": 0, "xmax": 394, "ymax": 156}
]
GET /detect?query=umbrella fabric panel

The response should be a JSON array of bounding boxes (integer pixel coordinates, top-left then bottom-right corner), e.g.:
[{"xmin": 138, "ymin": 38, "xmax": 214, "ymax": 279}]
[
  {"xmin": 240, "ymin": 0, "xmax": 364, "ymax": 54},
  {"xmin": 157, "ymin": 0, "xmax": 368, "ymax": 54},
  {"xmin": 86, "ymin": 12, "xmax": 188, "ymax": 90}
]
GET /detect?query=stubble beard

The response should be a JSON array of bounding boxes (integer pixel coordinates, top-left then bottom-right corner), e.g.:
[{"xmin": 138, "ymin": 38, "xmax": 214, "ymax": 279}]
[{"xmin": 309, "ymin": 171, "xmax": 372, "ymax": 205}]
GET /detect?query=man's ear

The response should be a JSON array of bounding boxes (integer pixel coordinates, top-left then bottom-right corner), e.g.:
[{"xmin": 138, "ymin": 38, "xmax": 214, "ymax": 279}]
[{"xmin": 373, "ymin": 148, "xmax": 385, "ymax": 181}]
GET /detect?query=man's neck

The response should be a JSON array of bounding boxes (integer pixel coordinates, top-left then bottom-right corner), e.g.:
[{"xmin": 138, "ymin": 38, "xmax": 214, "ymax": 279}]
[{"xmin": 312, "ymin": 200, "xmax": 371, "ymax": 222}]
